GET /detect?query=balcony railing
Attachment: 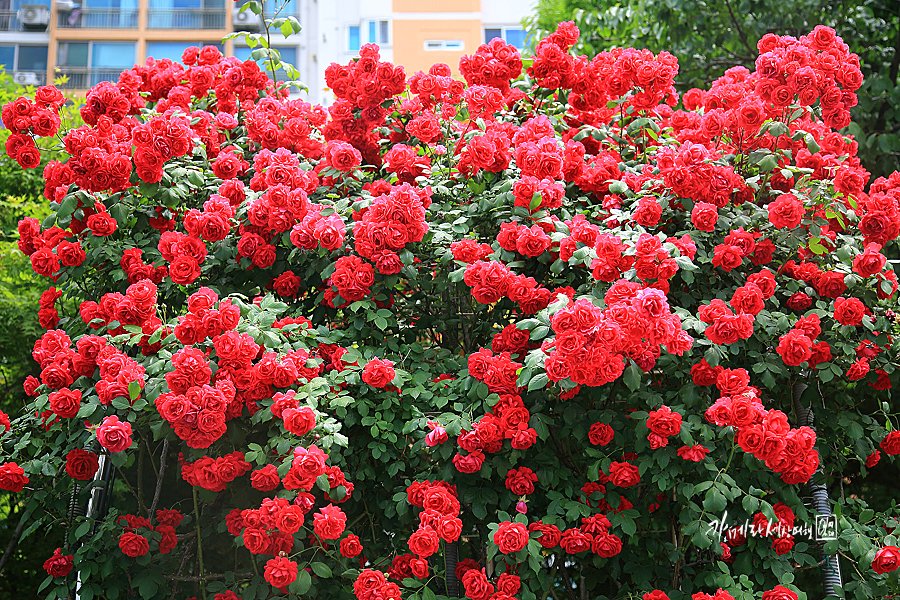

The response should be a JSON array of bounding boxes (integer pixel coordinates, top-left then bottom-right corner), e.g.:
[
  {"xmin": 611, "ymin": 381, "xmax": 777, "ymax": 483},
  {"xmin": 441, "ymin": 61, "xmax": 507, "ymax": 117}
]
[
  {"xmin": 0, "ymin": 10, "xmax": 21, "ymax": 30},
  {"xmin": 146, "ymin": 8, "xmax": 225, "ymax": 29},
  {"xmin": 56, "ymin": 66, "xmax": 121, "ymax": 89},
  {"xmin": 57, "ymin": 8, "xmax": 139, "ymax": 28}
]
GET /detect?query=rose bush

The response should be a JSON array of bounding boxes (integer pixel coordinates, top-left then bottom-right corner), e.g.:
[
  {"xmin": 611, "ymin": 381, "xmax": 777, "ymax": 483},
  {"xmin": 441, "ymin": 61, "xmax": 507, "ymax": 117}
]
[{"xmin": 1, "ymin": 12, "xmax": 899, "ymax": 600}]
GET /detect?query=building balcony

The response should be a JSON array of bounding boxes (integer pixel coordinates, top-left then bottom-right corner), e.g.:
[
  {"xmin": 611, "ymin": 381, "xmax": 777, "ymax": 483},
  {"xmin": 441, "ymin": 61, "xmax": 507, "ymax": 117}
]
[
  {"xmin": 0, "ymin": 9, "xmax": 21, "ymax": 30},
  {"xmin": 146, "ymin": 8, "xmax": 225, "ymax": 29},
  {"xmin": 57, "ymin": 8, "xmax": 139, "ymax": 29},
  {"xmin": 56, "ymin": 66, "xmax": 121, "ymax": 88}
]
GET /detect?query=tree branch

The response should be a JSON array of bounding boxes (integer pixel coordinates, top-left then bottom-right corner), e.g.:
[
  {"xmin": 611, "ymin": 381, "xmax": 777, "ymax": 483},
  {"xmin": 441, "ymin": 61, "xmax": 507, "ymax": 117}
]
[
  {"xmin": 148, "ymin": 437, "xmax": 169, "ymax": 524},
  {"xmin": 721, "ymin": 0, "xmax": 756, "ymax": 58}
]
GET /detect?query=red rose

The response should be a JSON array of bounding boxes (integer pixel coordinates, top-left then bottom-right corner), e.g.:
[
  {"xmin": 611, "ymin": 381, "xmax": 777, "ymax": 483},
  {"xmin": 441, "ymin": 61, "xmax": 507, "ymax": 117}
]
[
  {"xmin": 118, "ymin": 532, "xmax": 149, "ymax": 557},
  {"xmin": 264, "ymin": 556, "xmax": 298, "ymax": 589},
  {"xmin": 49, "ymin": 388, "xmax": 81, "ymax": 418},
  {"xmin": 65, "ymin": 448, "xmax": 99, "ymax": 480},
  {"xmin": 283, "ymin": 406, "xmax": 316, "ymax": 436},
  {"xmin": 677, "ymin": 445, "xmax": 709, "ymax": 461},
  {"xmin": 647, "ymin": 405, "xmax": 682, "ymax": 437},
  {"xmin": 785, "ymin": 292, "xmax": 812, "ymax": 311},
  {"xmin": 250, "ymin": 464, "xmax": 280, "ymax": 491},
  {"xmin": 340, "ymin": 534, "xmax": 363, "ymax": 558},
  {"xmin": 86, "ymin": 211, "xmax": 118, "ymax": 236},
  {"xmin": 880, "ymin": 431, "xmax": 900, "ymax": 456},
  {"xmin": 762, "ymin": 585, "xmax": 798, "ymax": 600},
  {"xmin": 768, "ymin": 194, "xmax": 804, "ymax": 229},
  {"xmin": 313, "ymin": 503, "xmax": 346, "ymax": 539},
  {"xmin": 0, "ymin": 462, "xmax": 29, "ymax": 492},
  {"xmin": 57, "ymin": 241, "xmax": 86, "ymax": 267},
  {"xmin": 169, "ymin": 255, "xmax": 201, "ymax": 285},
  {"xmin": 588, "ymin": 422, "xmax": 614, "ymax": 445},
  {"xmin": 496, "ymin": 573, "xmax": 521, "ymax": 596},
  {"xmin": 275, "ymin": 505, "xmax": 305, "ymax": 535},
  {"xmin": 97, "ymin": 415, "xmax": 133, "ymax": 453},
  {"xmin": 242, "ymin": 527, "xmax": 270, "ymax": 554},
  {"xmin": 608, "ymin": 461, "xmax": 639, "ymax": 487},
  {"xmin": 711, "ymin": 244, "xmax": 743, "ymax": 271},
  {"xmin": 493, "ymin": 521, "xmax": 529, "ymax": 553},
  {"xmin": 529, "ymin": 521, "xmax": 561, "ymax": 548},
  {"xmin": 591, "ymin": 532, "xmax": 623, "ymax": 557},
  {"xmin": 462, "ymin": 569, "xmax": 494, "ymax": 600},
  {"xmin": 690, "ymin": 202, "xmax": 719, "ymax": 232},
  {"xmin": 408, "ymin": 525, "xmax": 440, "ymax": 557},
  {"xmin": 452, "ymin": 450, "xmax": 485, "ymax": 473},
  {"xmin": 872, "ymin": 545, "xmax": 900, "ymax": 574},
  {"xmin": 361, "ymin": 357, "xmax": 395, "ymax": 388},
  {"xmin": 833, "ymin": 297, "xmax": 866, "ymax": 326},
  {"xmin": 43, "ymin": 548, "xmax": 74, "ymax": 578},
  {"xmin": 30, "ymin": 247, "xmax": 61, "ymax": 277},
  {"xmin": 505, "ymin": 466, "xmax": 538, "ymax": 495},
  {"xmin": 776, "ymin": 330, "xmax": 812, "ymax": 366}
]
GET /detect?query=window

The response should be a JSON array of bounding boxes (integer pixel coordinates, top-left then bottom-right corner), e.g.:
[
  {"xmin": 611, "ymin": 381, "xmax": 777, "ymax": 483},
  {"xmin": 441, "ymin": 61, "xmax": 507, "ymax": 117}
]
[
  {"xmin": 348, "ymin": 25, "xmax": 360, "ymax": 52},
  {"xmin": 147, "ymin": 0, "xmax": 225, "ymax": 29},
  {"xmin": 146, "ymin": 41, "xmax": 222, "ymax": 61},
  {"xmin": 57, "ymin": 40, "xmax": 135, "ymax": 88},
  {"xmin": 0, "ymin": 44, "xmax": 48, "ymax": 83},
  {"xmin": 364, "ymin": 19, "xmax": 388, "ymax": 45},
  {"xmin": 484, "ymin": 26, "xmax": 528, "ymax": 49},
  {"xmin": 424, "ymin": 40, "xmax": 464, "ymax": 51}
]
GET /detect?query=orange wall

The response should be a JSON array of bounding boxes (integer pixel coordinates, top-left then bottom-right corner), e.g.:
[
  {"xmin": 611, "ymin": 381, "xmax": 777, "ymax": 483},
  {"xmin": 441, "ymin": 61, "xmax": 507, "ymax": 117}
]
[
  {"xmin": 392, "ymin": 19, "xmax": 481, "ymax": 76},
  {"xmin": 393, "ymin": 0, "xmax": 480, "ymax": 12}
]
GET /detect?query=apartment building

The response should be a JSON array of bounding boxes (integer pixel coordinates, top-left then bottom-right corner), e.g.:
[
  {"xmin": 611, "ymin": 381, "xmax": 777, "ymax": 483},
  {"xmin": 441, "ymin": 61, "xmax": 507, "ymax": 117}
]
[{"xmin": 0, "ymin": 0, "xmax": 532, "ymax": 104}]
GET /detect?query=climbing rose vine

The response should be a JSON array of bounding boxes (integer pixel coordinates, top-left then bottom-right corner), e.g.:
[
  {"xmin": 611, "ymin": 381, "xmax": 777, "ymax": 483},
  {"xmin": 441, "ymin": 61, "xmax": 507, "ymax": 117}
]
[{"xmin": 2, "ymin": 17, "xmax": 900, "ymax": 600}]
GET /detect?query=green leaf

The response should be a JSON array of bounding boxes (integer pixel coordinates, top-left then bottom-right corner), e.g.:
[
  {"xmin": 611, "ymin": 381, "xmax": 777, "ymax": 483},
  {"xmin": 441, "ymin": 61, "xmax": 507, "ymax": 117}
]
[
  {"xmin": 527, "ymin": 373, "xmax": 549, "ymax": 391},
  {"xmin": 294, "ymin": 568, "xmax": 312, "ymax": 595},
  {"xmin": 623, "ymin": 363, "xmax": 641, "ymax": 392},
  {"xmin": 311, "ymin": 561, "xmax": 332, "ymax": 578},
  {"xmin": 128, "ymin": 380, "xmax": 142, "ymax": 401}
]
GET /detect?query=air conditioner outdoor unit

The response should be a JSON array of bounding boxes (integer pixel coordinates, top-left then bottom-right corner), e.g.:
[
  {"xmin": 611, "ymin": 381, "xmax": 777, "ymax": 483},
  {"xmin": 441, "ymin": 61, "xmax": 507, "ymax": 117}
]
[
  {"xmin": 233, "ymin": 7, "xmax": 260, "ymax": 31},
  {"xmin": 14, "ymin": 71, "xmax": 40, "ymax": 86},
  {"xmin": 19, "ymin": 4, "xmax": 50, "ymax": 28},
  {"xmin": 55, "ymin": 0, "xmax": 79, "ymax": 11}
]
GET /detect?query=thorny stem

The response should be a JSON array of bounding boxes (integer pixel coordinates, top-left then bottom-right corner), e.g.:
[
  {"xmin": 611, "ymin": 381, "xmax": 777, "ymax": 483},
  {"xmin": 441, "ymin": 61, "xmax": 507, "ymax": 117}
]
[{"xmin": 192, "ymin": 487, "xmax": 206, "ymax": 598}]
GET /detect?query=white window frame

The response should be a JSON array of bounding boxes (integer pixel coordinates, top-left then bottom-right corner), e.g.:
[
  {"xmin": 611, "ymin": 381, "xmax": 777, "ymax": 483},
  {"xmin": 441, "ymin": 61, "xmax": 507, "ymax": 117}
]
[
  {"xmin": 483, "ymin": 25, "xmax": 527, "ymax": 48},
  {"xmin": 423, "ymin": 39, "xmax": 464, "ymax": 51},
  {"xmin": 362, "ymin": 19, "xmax": 390, "ymax": 47}
]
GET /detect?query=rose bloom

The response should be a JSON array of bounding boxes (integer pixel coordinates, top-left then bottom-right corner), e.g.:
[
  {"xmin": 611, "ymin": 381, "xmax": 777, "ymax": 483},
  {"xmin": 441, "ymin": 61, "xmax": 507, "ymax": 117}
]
[
  {"xmin": 43, "ymin": 547, "xmax": 74, "ymax": 577},
  {"xmin": 313, "ymin": 503, "xmax": 347, "ymax": 539},
  {"xmin": 677, "ymin": 445, "xmax": 709, "ymax": 462},
  {"xmin": 250, "ymin": 464, "xmax": 280, "ymax": 491},
  {"xmin": 49, "ymin": 388, "xmax": 81, "ymax": 418},
  {"xmin": 118, "ymin": 532, "xmax": 149, "ymax": 557},
  {"xmin": 608, "ymin": 461, "xmax": 640, "ymax": 487},
  {"xmin": 65, "ymin": 448, "xmax": 99, "ymax": 480},
  {"xmin": 0, "ymin": 462, "xmax": 29, "ymax": 492},
  {"xmin": 588, "ymin": 422, "xmax": 614, "ymax": 445},
  {"xmin": 408, "ymin": 525, "xmax": 440, "ymax": 557},
  {"xmin": 872, "ymin": 545, "xmax": 900, "ymax": 574},
  {"xmin": 340, "ymin": 534, "xmax": 363, "ymax": 558},
  {"xmin": 880, "ymin": 431, "xmax": 900, "ymax": 455},
  {"xmin": 97, "ymin": 415, "xmax": 133, "ymax": 453},
  {"xmin": 264, "ymin": 556, "xmax": 298, "ymax": 589},
  {"xmin": 493, "ymin": 521, "xmax": 529, "ymax": 553},
  {"xmin": 361, "ymin": 357, "xmax": 395, "ymax": 388},
  {"xmin": 761, "ymin": 585, "xmax": 798, "ymax": 600}
]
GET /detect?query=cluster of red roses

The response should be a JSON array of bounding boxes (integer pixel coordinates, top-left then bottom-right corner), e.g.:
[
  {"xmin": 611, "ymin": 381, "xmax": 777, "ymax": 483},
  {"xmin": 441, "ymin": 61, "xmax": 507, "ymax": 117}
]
[
  {"xmin": 459, "ymin": 37, "xmax": 523, "ymax": 96},
  {"xmin": 325, "ymin": 255, "xmax": 376, "ymax": 307},
  {"xmin": 80, "ymin": 280, "xmax": 162, "ymax": 359},
  {"xmin": 661, "ymin": 142, "xmax": 749, "ymax": 211},
  {"xmin": 700, "ymin": 367, "xmax": 819, "ymax": 484},
  {"xmin": 117, "ymin": 510, "xmax": 182, "ymax": 558},
  {"xmin": 490, "ymin": 323, "xmax": 534, "ymax": 358},
  {"xmin": 462, "ymin": 260, "xmax": 554, "ymax": 314},
  {"xmin": 322, "ymin": 43, "xmax": 406, "ymax": 165},
  {"xmin": 172, "ymin": 287, "xmax": 241, "ymax": 345},
  {"xmin": 571, "ymin": 47, "xmax": 679, "ymax": 112},
  {"xmin": 403, "ymin": 480, "xmax": 462, "ymax": 577},
  {"xmin": 180, "ymin": 451, "xmax": 251, "ymax": 491},
  {"xmin": 18, "ymin": 218, "xmax": 87, "ymax": 279},
  {"xmin": 544, "ymin": 284, "xmax": 692, "ymax": 386},
  {"xmin": 352, "ymin": 183, "xmax": 430, "ymax": 275},
  {"xmin": 643, "ymin": 589, "xmax": 735, "ymax": 600},
  {"xmin": 2, "ymin": 85, "xmax": 64, "ymax": 169},
  {"xmin": 245, "ymin": 96, "xmax": 327, "ymax": 156},
  {"xmin": 132, "ymin": 111, "xmax": 195, "ymax": 184},
  {"xmin": 592, "ymin": 232, "xmax": 693, "ymax": 293}
]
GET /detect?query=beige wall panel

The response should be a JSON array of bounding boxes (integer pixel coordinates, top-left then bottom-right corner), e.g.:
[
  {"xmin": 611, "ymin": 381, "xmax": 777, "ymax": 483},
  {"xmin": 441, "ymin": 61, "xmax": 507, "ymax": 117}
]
[
  {"xmin": 393, "ymin": 0, "xmax": 480, "ymax": 13},
  {"xmin": 393, "ymin": 19, "xmax": 481, "ymax": 76}
]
